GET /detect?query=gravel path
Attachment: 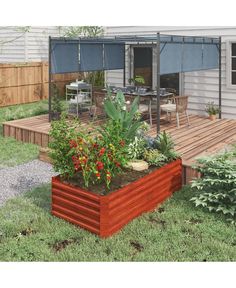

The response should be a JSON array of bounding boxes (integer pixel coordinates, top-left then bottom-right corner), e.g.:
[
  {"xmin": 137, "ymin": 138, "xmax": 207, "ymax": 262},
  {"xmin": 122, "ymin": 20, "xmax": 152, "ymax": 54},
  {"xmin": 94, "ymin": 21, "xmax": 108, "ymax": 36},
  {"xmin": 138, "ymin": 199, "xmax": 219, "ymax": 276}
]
[{"xmin": 0, "ymin": 160, "xmax": 57, "ymax": 206}]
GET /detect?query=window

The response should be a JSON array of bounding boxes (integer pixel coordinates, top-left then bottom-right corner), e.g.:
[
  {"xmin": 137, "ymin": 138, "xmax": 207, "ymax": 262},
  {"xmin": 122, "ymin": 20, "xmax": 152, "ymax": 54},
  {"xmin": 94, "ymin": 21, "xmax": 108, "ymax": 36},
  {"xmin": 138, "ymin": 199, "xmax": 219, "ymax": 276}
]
[
  {"xmin": 231, "ymin": 43, "xmax": 236, "ymax": 85},
  {"xmin": 227, "ymin": 41, "xmax": 236, "ymax": 88}
]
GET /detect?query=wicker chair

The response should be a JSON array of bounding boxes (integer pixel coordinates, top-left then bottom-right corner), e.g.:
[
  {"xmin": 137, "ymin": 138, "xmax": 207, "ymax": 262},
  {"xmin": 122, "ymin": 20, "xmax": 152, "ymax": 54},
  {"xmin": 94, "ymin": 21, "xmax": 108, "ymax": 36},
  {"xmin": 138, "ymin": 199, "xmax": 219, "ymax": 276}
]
[
  {"xmin": 92, "ymin": 91, "xmax": 106, "ymax": 119},
  {"xmin": 160, "ymin": 96, "xmax": 190, "ymax": 128}
]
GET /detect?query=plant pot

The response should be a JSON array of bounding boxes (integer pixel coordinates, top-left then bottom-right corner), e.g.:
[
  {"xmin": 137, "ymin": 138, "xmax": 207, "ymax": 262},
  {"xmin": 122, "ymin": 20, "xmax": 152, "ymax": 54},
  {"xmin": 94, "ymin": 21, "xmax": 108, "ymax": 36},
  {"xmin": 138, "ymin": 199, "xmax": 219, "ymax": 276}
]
[
  {"xmin": 51, "ymin": 159, "xmax": 182, "ymax": 238},
  {"xmin": 209, "ymin": 114, "xmax": 217, "ymax": 121}
]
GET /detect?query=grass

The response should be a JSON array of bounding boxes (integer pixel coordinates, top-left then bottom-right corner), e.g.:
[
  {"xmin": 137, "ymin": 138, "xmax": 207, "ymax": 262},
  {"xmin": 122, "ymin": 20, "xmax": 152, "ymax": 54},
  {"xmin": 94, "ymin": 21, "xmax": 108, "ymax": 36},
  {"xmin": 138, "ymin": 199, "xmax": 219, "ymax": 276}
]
[
  {"xmin": 0, "ymin": 185, "xmax": 235, "ymax": 261},
  {"xmin": 0, "ymin": 100, "xmax": 49, "ymax": 167},
  {"xmin": 0, "ymin": 100, "xmax": 48, "ymax": 125}
]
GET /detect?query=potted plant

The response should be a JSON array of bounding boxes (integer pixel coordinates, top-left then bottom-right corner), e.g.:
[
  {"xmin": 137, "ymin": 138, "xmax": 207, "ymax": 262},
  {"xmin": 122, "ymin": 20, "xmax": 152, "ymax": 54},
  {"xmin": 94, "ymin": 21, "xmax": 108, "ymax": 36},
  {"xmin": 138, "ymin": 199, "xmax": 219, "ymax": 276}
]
[
  {"xmin": 205, "ymin": 101, "xmax": 220, "ymax": 121},
  {"xmin": 49, "ymin": 93, "xmax": 182, "ymax": 237}
]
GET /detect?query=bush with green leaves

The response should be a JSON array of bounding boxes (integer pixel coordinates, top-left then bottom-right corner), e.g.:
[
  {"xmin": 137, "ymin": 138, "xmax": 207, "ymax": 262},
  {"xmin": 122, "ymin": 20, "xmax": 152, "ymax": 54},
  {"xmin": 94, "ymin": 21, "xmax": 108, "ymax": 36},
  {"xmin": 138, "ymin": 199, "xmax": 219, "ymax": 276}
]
[
  {"xmin": 104, "ymin": 91, "xmax": 142, "ymax": 142},
  {"xmin": 190, "ymin": 148, "xmax": 236, "ymax": 224}
]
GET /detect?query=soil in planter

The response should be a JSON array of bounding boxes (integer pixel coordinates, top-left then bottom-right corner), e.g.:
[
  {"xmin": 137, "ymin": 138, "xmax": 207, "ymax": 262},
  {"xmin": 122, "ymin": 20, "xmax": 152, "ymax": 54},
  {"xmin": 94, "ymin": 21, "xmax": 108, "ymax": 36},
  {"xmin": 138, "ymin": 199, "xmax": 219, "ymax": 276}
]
[{"xmin": 63, "ymin": 165, "xmax": 162, "ymax": 196}]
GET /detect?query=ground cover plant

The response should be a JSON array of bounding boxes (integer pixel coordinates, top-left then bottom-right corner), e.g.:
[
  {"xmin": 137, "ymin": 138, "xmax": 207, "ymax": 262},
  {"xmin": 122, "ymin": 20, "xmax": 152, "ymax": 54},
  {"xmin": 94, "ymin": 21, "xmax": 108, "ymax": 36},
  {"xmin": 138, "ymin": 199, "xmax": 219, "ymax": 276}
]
[{"xmin": 0, "ymin": 184, "xmax": 235, "ymax": 261}]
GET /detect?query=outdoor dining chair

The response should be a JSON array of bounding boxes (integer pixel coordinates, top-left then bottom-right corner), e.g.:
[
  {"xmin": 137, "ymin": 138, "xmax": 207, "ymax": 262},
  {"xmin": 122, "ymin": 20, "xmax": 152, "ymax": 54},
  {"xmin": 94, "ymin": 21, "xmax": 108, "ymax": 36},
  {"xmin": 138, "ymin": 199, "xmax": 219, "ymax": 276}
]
[
  {"xmin": 160, "ymin": 96, "xmax": 190, "ymax": 128},
  {"xmin": 92, "ymin": 91, "xmax": 106, "ymax": 119}
]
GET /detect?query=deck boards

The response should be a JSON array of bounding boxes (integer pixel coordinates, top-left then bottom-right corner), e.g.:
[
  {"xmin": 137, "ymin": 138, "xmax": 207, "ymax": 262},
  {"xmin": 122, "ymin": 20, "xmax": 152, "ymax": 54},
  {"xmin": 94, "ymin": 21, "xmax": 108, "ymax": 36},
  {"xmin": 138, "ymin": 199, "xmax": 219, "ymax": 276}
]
[{"xmin": 3, "ymin": 113, "xmax": 236, "ymax": 184}]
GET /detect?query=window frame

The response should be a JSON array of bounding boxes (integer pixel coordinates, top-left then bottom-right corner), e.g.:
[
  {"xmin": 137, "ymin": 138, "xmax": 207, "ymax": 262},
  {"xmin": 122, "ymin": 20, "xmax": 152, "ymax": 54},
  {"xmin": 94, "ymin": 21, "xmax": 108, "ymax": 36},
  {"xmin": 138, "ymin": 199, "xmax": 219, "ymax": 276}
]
[{"xmin": 226, "ymin": 40, "xmax": 236, "ymax": 89}]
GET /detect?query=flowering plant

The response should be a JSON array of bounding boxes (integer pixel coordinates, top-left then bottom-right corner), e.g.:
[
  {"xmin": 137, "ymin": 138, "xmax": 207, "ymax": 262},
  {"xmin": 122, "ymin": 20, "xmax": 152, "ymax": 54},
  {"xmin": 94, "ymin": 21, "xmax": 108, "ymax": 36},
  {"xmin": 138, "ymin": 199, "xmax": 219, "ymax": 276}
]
[{"xmin": 49, "ymin": 115, "xmax": 128, "ymax": 189}]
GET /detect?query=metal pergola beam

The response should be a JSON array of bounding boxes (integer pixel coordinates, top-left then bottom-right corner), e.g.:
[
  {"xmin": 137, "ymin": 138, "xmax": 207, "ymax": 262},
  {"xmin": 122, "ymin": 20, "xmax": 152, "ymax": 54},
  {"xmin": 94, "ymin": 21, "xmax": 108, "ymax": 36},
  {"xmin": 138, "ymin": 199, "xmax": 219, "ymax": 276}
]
[
  {"xmin": 156, "ymin": 33, "xmax": 161, "ymax": 135},
  {"xmin": 48, "ymin": 33, "xmax": 221, "ymax": 137},
  {"xmin": 219, "ymin": 36, "xmax": 222, "ymax": 119}
]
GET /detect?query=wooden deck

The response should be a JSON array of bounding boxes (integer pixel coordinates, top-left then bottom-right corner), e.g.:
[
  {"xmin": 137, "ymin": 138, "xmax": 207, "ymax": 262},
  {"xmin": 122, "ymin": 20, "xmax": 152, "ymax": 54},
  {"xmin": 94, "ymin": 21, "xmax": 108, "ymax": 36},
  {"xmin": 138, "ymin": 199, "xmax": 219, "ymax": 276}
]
[{"xmin": 3, "ymin": 113, "xmax": 236, "ymax": 183}]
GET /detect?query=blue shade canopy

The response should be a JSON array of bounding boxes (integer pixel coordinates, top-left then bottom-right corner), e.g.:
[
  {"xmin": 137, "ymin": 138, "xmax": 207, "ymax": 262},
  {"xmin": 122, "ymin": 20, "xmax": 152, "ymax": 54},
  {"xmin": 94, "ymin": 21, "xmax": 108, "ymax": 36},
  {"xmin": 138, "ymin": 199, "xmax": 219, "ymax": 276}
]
[
  {"xmin": 104, "ymin": 43, "xmax": 125, "ymax": 70},
  {"xmin": 79, "ymin": 43, "xmax": 103, "ymax": 71},
  {"xmin": 160, "ymin": 43, "xmax": 219, "ymax": 75},
  {"xmin": 51, "ymin": 43, "xmax": 79, "ymax": 74},
  {"xmin": 203, "ymin": 44, "xmax": 219, "ymax": 69},
  {"xmin": 182, "ymin": 44, "xmax": 203, "ymax": 72},
  {"xmin": 50, "ymin": 36, "xmax": 219, "ymax": 74},
  {"xmin": 160, "ymin": 43, "xmax": 182, "ymax": 74}
]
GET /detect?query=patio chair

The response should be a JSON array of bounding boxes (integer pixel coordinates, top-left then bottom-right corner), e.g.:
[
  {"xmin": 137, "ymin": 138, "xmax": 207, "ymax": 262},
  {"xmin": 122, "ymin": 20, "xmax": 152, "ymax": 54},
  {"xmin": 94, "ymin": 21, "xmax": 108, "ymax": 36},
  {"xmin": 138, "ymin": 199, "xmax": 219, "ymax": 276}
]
[
  {"xmin": 92, "ymin": 91, "xmax": 106, "ymax": 119},
  {"xmin": 160, "ymin": 96, "xmax": 190, "ymax": 128}
]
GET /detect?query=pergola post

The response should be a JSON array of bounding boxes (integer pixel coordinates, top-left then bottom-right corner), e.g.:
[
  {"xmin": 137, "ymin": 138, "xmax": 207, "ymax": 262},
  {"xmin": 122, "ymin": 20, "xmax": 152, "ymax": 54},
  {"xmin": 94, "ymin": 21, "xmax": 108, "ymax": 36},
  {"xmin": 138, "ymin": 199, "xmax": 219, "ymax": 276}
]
[
  {"xmin": 156, "ymin": 32, "xmax": 161, "ymax": 135},
  {"xmin": 48, "ymin": 36, "xmax": 52, "ymax": 122},
  {"xmin": 219, "ymin": 36, "xmax": 222, "ymax": 119}
]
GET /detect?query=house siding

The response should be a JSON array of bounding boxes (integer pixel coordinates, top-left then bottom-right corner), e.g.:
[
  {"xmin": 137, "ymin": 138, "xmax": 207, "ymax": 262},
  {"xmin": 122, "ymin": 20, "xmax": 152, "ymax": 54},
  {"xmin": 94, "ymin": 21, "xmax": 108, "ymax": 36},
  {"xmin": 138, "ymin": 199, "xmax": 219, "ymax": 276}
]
[
  {"xmin": 0, "ymin": 26, "xmax": 61, "ymax": 62},
  {"xmin": 105, "ymin": 26, "xmax": 236, "ymax": 119}
]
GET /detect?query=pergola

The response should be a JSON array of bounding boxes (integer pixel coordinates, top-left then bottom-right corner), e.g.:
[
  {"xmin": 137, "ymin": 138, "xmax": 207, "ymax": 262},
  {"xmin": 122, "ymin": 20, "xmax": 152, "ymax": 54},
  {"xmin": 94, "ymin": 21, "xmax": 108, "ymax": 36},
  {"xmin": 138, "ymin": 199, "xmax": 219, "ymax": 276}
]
[{"xmin": 49, "ymin": 33, "xmax": 221, "ymax": 134}]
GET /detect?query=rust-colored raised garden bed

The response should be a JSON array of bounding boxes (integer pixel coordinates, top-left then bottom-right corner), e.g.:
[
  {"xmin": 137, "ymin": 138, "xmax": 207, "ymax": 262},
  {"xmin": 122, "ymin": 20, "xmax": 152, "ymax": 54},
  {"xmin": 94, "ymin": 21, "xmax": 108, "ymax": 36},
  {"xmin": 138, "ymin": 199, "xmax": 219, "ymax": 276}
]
[{"xmin": 52, "ymin": 159, "xmax": 182, "ymax": 237}]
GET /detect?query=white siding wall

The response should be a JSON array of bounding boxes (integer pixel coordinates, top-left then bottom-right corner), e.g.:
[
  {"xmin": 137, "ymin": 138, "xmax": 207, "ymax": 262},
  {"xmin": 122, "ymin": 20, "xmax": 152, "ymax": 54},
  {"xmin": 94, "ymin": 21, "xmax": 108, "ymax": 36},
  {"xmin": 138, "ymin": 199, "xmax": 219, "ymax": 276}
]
[
  {"xmin": 0, "ymin": 26, "xmax": 61, "ymax": 62},
  {"xmin": 105, "ymin": 26, "xmax": 236, "ymax": 119}
]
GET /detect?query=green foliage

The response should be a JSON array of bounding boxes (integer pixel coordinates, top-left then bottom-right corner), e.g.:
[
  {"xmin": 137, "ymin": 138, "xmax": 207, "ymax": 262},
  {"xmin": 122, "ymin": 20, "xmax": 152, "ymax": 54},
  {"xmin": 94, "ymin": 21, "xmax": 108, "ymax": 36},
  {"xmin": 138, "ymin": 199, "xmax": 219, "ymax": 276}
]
[
  {"xmin": 143, "ymin": 149, "xmax": 167, "ymax": 167},
  {"xmin": 104, "ymin": 91, "xmax": 142, "ymax": 142},
  {"xmin": 155, "ymin": 131, "xmax": 180, "ymax": 161},
  {"xmin": 48, "ymin": 114, "xmax": 79, "ymax": 178},
  {"xmin": 61, "ymin": 26, "xmax": 104, "ymax": 38},
  {"xmin": 190, "ymin": 149, "xmax": 236, "ymax": 224},
  {"xmin": 128, "ymin": 75, "xmax": 145, "ymax": 85},
  {"xmin": 205, "ymin": 101, "xmax": 220, "ymax": 115},
  {"xmin": 51, "ymin": 84, "xmax": 63, "ymax": 115},
  {"xmin": 49, "ymin": 115, "xmax": 129, "ymax": 189},
  {"xmin": 85, "ymin": 71, "xmax": 104, "ymax": 87},
  {"xmin": 127, "ymin": 136, "xmax": 146, "ymax": 160}
]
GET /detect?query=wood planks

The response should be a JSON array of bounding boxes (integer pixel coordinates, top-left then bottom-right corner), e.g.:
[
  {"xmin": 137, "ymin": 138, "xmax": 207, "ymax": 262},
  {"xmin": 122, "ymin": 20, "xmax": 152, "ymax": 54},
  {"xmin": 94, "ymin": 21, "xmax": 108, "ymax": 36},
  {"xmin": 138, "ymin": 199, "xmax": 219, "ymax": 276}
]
[
  {"xmin": 3, "ymin": 113, "xmax": 236, "ymax": 184},
  {"xmin": 0, "ymin": 62, "xmax": 81, "ymax": 107}
]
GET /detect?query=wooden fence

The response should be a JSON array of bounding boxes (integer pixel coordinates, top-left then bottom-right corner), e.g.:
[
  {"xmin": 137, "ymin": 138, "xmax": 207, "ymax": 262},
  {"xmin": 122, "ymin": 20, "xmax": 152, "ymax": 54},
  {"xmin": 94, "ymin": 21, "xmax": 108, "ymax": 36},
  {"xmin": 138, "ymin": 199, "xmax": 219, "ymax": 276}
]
[{"xmin": 0, "ymin": 62, "xmax": 80, "ymax": 107}]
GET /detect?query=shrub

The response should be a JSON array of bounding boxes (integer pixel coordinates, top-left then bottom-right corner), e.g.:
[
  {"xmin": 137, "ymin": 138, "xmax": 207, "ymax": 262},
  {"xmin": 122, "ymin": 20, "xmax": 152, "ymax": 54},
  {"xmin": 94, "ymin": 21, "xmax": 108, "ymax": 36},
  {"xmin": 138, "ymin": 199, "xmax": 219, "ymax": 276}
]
[{"xmin": 190, "ymin": 148, "xmax": 236, "ymax": 224}]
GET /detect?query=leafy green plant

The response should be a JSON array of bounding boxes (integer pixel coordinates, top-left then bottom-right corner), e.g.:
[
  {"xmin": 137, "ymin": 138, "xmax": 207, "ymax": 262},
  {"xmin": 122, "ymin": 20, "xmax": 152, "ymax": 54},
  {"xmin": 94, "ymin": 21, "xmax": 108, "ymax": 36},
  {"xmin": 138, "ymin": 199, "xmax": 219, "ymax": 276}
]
[
  {"xmin": 205, "ymin": 101, "xmax": 220, "ymax": 115},
  {"xmin": 49, "ymin": 113, "xmax": 79, "ymax": 178},
  {"xmin": 143, "ymin": 149, "xmax": 167, "ymax": 167},
  {"xmin": 190, "ymin": 149, "xmax": 236, "ymax": 224},
  {"xmin": 104, "ymin": 91, "xmax": 142, "ymax": 141},
  {"xmin": 128, "ymin": 75, "xmax": 145, "ymax": 86},
  {"xmin": 127, "ymin": 136, "xmax": 146, "ymax": 160},
  {"xmin": 146, "ymin": 131, "xmax": 180, "ymax": 161},
  {"xmin": 49, "ymin": 115, "xmax": 129, "ymax": 189}
]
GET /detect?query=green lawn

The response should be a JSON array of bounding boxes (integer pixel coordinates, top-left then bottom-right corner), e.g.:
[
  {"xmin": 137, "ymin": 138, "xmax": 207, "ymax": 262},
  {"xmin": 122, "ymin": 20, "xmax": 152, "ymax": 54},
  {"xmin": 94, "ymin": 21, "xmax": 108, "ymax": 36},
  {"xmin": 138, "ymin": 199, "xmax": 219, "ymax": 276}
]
[
  {"xmin": 0, "ymin": 184, "xmax": 235, "ymax": 261},
  {"xmin": 0, "ymin": 100, "xmax": 49, "ymax": 167}
]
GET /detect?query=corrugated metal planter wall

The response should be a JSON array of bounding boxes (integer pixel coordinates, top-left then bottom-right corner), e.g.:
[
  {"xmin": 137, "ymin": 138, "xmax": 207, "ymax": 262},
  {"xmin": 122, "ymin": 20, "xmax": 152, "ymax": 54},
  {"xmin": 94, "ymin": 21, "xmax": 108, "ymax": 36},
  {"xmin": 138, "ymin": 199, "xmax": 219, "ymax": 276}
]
[{"xmin": 51, "ymin": 159, "xmax": 182, "ymax": 237}]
